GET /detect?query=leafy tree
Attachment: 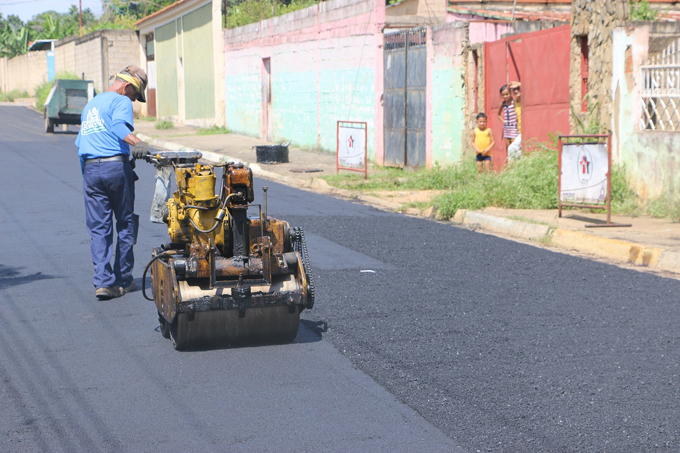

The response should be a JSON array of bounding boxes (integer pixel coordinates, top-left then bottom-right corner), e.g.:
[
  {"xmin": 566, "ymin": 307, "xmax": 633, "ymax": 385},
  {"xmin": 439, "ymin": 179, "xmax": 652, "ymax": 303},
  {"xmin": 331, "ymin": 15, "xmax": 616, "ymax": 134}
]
[{"xmin": 226, "ymin": 0, "xmax": 317, "ymax": 28}]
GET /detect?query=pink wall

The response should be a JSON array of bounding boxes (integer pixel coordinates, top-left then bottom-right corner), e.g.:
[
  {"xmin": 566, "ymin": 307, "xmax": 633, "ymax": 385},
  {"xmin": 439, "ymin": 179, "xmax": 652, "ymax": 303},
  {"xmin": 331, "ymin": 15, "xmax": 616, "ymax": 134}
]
[
  {"xmin": 446, "ymin": 13, "xmax": 513, "ymax": 44},
  {"xmin": 224, "ymin": 0, "xmax": 385, "ymax": 159}
]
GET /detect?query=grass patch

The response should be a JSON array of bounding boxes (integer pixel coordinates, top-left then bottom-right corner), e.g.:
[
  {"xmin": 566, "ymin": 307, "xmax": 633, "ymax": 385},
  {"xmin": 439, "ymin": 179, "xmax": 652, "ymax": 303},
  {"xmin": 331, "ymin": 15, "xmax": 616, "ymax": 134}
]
[
  {"xmin": 537, "ymin": 234, "xmax": 553, "ymax": 247},
  {"xmin": 35, "ymin": 72, "xmax": 80, "ymax": 112},
  {"xmin": 198, "ymin": 125, "xmax": 230, "ymax": 135},
  {"xmin": 0, "ymin": 89, "xmax": 29, "ymax": 102},
  {"xmin": 322, "ymin": 150, "xmax": 651, "ymax": 221},
  {"xmin": 139, "ymin": 116, "xmax": 157, "ymax": 122},
  {"xmin": 155, "ymin": 119, "xmax": 174, "ymax": 130}
]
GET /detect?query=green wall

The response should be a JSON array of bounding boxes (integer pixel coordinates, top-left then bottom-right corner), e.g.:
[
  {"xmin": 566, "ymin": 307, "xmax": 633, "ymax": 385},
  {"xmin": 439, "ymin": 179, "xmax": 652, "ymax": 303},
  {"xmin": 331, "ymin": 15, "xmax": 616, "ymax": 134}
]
[
  {"xmin": 432, "ymin": 66, "xmax": 464, "ymax": 165},
  {"xmin": 155, "ymin": 20, "xmax": 178, "ymax": 118},
  {"xmin": 225, "ymin": 73, "xmax": 262, "ymax": 136},
  {"xmin": 183, "ymin": 3, "xmax": 215, "ymax": 120},
  {"xmin": 247, "ymin": 67, "xmax": 375, "ymax": 157}
]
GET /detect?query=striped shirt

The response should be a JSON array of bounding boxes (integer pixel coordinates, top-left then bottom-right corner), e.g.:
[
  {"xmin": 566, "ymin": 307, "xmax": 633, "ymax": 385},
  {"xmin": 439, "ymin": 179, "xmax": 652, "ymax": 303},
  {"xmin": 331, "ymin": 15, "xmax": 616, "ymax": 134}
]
[{"xmin": 502, "ymin": 101, "xmax": 519, "ymax": 139}]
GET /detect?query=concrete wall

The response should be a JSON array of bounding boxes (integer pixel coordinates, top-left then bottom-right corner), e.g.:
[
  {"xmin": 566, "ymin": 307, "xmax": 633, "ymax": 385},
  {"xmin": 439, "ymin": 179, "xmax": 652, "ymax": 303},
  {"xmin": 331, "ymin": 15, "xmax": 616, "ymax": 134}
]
[
  {"xmin": 223, "ymin": 0, "xmax": 385, "ymax": 161},
  {"xmin": 429, "ymin": 22, "xmax": 467, "ymax": 165},
  {"xmin": 55, "ymin": 30, "xmax": 139, "ymax": 94},
  {"xmin": 612, "ymin": 26, "xmax": 680, "ymax": 202},
  {"xmin": 0, "ymin": 51, "xmax": 49, "ymax": 94},
  {"xmin": 386, "ymin": 0, "xmax": 447, "ymax": 27}
]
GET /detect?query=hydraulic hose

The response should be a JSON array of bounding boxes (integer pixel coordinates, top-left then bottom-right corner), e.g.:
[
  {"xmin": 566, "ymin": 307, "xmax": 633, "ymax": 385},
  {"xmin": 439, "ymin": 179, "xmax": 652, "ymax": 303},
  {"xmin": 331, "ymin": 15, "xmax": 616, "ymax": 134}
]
[{"xmin": 184, "ymin": 193, "xmax": 238, "ymax": 234}]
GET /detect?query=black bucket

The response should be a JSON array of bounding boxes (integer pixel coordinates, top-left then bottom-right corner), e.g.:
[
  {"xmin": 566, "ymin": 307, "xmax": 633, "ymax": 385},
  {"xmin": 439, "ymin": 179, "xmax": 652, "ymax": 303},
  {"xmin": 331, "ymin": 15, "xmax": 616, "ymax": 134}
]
[{"xmin": 255, "ymin": 145, "xmax": 289, "ymax": 164}]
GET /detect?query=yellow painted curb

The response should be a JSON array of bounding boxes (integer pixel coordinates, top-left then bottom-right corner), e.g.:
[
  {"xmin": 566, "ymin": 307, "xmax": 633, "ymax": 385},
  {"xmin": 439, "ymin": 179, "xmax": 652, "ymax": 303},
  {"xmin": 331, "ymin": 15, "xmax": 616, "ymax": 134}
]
[{"xmin": 552, "ymin": 230, "xmax": 663, "ymax": 267}]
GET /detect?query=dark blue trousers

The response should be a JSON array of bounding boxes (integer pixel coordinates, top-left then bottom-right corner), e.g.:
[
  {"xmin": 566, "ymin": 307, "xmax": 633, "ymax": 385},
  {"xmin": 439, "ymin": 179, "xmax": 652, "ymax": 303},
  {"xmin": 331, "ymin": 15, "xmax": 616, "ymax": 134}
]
[{"xmin": 83, "ymin": 160, "xmax": 137, "ymax": 289}]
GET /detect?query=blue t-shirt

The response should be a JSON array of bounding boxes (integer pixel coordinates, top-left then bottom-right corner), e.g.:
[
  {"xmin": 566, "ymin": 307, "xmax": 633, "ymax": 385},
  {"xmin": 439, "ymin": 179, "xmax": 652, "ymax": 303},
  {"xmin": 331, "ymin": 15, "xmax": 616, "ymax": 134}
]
[{"xmin": 75, "ymin": 91, "xmax": 134, "ymax": 161}]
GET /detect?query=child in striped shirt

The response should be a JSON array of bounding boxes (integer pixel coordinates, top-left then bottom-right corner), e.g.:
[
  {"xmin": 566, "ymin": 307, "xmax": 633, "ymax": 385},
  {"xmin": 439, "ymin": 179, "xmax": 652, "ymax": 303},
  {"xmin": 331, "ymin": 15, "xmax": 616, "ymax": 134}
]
[{"xmin": 497, "ymin": 84, "xmax": 519, "ymax": 155}]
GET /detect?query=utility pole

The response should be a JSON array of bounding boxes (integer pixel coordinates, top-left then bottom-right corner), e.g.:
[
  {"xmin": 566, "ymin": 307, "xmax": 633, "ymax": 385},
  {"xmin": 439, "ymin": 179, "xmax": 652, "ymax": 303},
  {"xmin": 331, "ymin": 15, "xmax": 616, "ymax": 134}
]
[{"xmin": 79, "ymin": 0, "xmax": 83, "ymax": 36}]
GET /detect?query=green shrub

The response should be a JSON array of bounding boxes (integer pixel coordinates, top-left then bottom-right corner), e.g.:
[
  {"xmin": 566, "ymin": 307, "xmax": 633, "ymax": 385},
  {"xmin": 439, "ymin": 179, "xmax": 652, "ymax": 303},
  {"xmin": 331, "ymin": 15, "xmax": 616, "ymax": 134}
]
[
  {"xmin": 227, "ymin": 0, "xmax": 317, "ymax": 28},
  {"xmin": 155, "ymin": 119, "xmax": 174, "ymax": 130},
  {"xmin": 0, "ymin": 89, "xmax": 29, "ymax": 102},
  {"xmin": 35, "ymin": 72, "xmax": 80, "ymax": 112},
  {"xmin": 629, "ymin": 0, "xmax": 658, "ymax": 21}
]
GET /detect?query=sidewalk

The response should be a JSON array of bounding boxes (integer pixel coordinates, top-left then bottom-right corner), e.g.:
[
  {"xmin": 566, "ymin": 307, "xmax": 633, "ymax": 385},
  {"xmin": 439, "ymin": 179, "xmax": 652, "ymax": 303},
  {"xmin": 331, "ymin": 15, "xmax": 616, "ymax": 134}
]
[{"xmin": 134, "ymin": 121, "xmax": 680, "ymax": 277}]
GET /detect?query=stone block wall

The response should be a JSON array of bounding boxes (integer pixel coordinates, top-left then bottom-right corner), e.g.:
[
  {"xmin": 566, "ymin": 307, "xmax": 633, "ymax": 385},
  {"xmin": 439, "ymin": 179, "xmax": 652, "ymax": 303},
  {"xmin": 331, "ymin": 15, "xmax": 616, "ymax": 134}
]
[
  {"xmin": 570, "ymin": 0, "xmax": 628, "ymax": 131},
  {"xmin": 56, "ymin": 30, "xmax": 139, "ymax": 93},
  {"xmin": 0, "ymin": 51, "xmax": 49, "ymax": 94}
]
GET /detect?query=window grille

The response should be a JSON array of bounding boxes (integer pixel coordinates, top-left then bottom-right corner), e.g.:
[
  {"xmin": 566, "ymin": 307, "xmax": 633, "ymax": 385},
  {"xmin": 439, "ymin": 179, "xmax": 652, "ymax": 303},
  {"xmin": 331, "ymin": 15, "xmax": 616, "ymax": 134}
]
[{"xmin": 640, "ymin": 39, "xmax": 680, "ymax": 131}]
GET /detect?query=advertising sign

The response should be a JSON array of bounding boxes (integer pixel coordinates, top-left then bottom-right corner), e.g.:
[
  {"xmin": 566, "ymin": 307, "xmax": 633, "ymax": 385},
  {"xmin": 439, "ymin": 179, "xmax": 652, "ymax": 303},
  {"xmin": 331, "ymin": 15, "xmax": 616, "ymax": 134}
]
[{"xmin": 560, "ymin": 143, "xmax": 608, "ymax": 205}]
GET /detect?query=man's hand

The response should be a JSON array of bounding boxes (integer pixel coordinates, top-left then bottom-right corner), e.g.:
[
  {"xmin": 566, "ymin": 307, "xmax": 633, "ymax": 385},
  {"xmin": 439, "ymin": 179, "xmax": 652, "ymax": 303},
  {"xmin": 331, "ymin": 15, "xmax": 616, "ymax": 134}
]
[{"xmin": 132, "ymin": 142, "xmax": 151, "ymax": 159}]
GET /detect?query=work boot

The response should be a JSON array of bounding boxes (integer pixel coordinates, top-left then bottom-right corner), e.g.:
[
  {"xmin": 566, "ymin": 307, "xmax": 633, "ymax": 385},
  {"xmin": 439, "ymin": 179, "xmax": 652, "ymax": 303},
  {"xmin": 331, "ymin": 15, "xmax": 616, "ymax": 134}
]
[
  {"xmin": 95, "ymin": 287, "xmax": 122, "ymax": 300},
  {"xmin": 118, "ymin": 280, "xmax": 138, "ymax": 295}
]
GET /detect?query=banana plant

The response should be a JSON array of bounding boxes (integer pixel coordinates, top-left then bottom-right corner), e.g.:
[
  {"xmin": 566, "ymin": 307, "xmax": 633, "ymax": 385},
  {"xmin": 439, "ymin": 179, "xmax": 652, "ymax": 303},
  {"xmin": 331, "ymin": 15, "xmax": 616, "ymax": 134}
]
[{"xmin": 0, "ymin": 25, "xmax": 30, "ymax": 58}]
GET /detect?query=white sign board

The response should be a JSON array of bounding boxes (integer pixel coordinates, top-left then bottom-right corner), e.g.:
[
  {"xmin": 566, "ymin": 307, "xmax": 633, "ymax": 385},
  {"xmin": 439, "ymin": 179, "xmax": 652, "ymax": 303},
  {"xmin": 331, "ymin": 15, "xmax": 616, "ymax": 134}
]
[
  {"xmin": 337, "ymin": 123, "xmax": 366, "ymax": 168},
  {"xmin": 560, "ymin": 143, "xmax": 608, "ymax": 205}
]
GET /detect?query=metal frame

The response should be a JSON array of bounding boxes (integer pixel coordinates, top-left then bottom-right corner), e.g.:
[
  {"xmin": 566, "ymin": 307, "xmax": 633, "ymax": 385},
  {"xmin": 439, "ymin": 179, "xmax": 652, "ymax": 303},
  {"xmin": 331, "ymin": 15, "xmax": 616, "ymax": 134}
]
[
  {"xmin": 558, "ymin": 134, "xmax": 631, "ymax": 228},
  {"xmin": 336, "ymin": 121, "xmax": 368, "ymax": 179}
]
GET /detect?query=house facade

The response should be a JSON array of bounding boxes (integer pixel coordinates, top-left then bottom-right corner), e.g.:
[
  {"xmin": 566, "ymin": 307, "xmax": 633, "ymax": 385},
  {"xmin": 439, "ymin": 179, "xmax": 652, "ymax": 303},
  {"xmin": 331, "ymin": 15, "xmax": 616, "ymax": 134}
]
[{"xmin": 136, "ymin": 0, "xmax": 225, "ymax": 126}]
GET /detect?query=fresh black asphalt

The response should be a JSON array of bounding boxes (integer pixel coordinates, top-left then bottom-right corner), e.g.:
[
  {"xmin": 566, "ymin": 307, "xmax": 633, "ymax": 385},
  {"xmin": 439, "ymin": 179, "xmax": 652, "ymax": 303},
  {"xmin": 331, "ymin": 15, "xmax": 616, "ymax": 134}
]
[{"xmin": 2, "ymin": 105, "xmax": 679, "ymax": 452}]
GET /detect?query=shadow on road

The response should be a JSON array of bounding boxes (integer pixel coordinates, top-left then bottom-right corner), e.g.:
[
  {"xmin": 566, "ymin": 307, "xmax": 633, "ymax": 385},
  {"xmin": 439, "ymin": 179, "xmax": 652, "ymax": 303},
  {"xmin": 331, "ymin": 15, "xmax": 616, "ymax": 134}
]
[{"xmin": 0, "ymin": 264, "xmax": 57, "ymax": 290}]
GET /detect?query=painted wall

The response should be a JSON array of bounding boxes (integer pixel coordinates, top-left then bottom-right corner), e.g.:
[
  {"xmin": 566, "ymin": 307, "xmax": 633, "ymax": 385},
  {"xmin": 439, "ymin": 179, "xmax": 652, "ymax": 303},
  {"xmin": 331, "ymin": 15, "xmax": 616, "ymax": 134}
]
[
  {"xmin": 429, "ymin": 22, "xmax": 467, "ymax": 166},
  {"xmin": 223, "ymin": 0, "xmax": 385, "ymax": 161},
  {"xmin": 155, "ymin": 20, "xmax": 179, "ymax": 118},
  {"xmin": 612, "ymin": 26, "xmax": 680, "ymax": 202},
  {"xmin": 183, "ymin": 3, "xmax": 215, "ymax": 121},
  {"xmin": 136, "ymin": 0, "xmax": 219, "ymax": 125}
]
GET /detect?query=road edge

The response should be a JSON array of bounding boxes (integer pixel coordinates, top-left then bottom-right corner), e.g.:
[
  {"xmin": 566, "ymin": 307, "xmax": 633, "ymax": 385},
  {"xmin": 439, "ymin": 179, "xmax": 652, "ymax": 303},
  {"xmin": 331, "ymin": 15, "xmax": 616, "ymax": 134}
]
[{"xmin": 137, "ymin": 133, "xmax": 680, "ymax": 276}]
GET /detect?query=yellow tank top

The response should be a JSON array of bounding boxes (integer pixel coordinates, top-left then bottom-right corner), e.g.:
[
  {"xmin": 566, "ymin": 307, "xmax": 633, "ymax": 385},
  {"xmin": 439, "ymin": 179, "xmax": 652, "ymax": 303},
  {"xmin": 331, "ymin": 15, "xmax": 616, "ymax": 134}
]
[{"xmin": 474, "ymin": 127, "xmax": 492, "ymax": 151}]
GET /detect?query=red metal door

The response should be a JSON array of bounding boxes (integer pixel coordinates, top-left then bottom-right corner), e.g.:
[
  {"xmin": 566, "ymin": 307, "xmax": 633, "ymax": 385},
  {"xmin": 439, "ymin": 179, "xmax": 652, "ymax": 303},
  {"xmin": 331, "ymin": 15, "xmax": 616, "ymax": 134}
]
[
  {"xmin": 484, "ymin": 25, "xmax": 570, "ymax": 170},
  {"xmin": 521, "ymin": 25, "xmax": 571, "ymax": 147}
]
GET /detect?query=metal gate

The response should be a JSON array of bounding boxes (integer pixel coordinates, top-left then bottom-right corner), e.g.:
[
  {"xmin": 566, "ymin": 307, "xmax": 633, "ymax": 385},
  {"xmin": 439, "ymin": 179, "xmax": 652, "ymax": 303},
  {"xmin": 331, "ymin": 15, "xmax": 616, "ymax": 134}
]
[
  {"xmin": 384, "ymin": 28, "xmax": 427, "ymax": 167},
  {"xmin": 484, "ymin": 25, "xmax": 571, "ymax": 169}
]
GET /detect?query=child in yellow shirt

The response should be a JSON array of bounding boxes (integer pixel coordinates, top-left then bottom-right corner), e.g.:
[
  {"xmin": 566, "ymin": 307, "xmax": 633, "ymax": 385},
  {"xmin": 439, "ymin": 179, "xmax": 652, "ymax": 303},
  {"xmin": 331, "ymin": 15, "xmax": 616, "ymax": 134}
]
[{"xmin": 471, "ymin": 112, "xmax": 495, "ymax": 173}]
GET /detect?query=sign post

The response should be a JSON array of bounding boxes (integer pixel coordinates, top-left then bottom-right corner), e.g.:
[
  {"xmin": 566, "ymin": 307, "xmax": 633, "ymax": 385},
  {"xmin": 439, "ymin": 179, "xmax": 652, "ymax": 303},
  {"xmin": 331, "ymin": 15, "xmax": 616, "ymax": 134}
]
[
  {"xmin": 558, "ymin": 134, "xmax": 630, "ymax": 228},
  {"xmin": 337, "ymin": 121, "xmax": 368, "ymax": 179}
]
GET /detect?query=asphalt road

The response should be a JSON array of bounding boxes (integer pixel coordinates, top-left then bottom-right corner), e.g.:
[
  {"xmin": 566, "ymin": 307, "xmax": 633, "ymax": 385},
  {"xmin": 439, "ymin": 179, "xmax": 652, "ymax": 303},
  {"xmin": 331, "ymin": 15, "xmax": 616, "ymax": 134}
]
[
  {"xmin": 2, "ymin": 105, "xmax": 680, "ymax": 452},
  {"xmin": 0, "ymin": 106, "xmax": 461, "ymax": 452}
]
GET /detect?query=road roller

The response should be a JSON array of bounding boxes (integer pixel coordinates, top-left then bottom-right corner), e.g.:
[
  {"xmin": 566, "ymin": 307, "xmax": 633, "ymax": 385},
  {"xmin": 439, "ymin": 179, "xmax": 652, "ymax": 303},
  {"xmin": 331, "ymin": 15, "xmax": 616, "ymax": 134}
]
[{"xmin": 141, "ymin": 151, "xmax": 314, "ymax": 350}]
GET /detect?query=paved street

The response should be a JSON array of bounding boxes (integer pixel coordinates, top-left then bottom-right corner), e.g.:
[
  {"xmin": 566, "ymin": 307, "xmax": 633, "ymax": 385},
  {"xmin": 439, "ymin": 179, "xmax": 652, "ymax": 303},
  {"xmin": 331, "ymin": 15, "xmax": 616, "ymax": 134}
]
[
  {"xmin": 0, "ymin": 106, "xmax": 460, "ymax": 452},
  {"xmin": 2, "ymin": 105, "xmax": 680, "ymax": 452}
]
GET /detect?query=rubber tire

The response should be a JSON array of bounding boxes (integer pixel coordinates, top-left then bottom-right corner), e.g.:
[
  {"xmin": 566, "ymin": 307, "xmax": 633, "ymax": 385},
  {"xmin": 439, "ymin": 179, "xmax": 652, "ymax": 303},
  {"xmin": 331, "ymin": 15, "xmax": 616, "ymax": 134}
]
[{"xmin": 45, "ymin": 116, "xmax": 54, "ymax": 133}]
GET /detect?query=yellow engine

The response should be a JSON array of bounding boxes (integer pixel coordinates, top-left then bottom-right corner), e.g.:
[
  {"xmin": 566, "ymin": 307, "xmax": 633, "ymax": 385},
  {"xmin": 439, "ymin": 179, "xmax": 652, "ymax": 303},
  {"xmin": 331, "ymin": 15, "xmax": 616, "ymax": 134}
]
[{"xmin": 142, "ymin": 151, "xmax": 314, "ymax": 350}]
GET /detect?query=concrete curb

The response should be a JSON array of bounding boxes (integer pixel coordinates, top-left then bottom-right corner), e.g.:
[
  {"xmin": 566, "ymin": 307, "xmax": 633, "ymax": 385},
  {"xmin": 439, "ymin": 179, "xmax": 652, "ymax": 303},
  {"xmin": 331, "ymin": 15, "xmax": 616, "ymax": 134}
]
[
  {"xmin": 136, "ymin": 133, "xmax": 680, "ymax": 275},
  {"xmin": 453, "ymin": 209, "xmax": 680, "ymax": 275}
]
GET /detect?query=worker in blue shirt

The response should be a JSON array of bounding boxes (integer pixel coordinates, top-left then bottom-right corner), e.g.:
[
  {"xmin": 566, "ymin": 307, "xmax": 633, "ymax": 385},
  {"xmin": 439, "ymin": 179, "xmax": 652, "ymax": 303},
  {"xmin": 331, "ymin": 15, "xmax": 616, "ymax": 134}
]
[{"xmin": 75, "ymin": 65, "xmax": 151, "ymax": 300}]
